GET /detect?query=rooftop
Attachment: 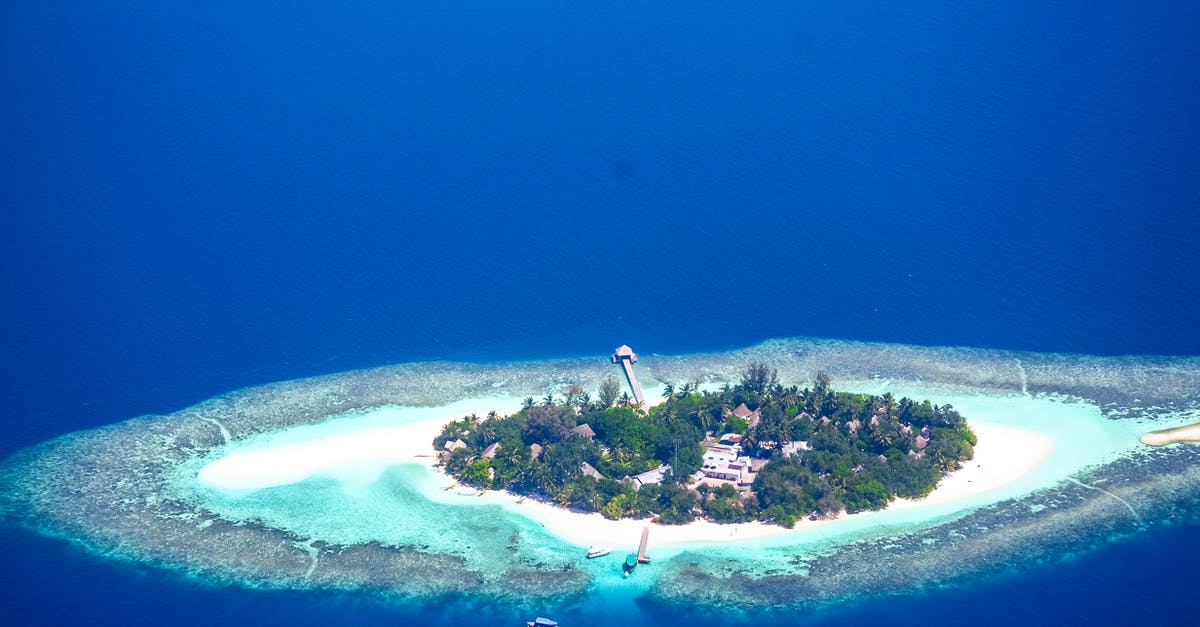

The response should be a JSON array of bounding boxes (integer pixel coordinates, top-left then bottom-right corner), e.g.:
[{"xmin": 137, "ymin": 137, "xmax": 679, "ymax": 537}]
[
  {"xmin": 632, "ymin": 464, "xmax": 670, "ymax": 489},
  {"xmin": 611, "ymin": 345, "xmax": 638, "ymax": 363},
  {"xmin": 580, "ymin": 462, "xmax": 605, "ymax": 480}
]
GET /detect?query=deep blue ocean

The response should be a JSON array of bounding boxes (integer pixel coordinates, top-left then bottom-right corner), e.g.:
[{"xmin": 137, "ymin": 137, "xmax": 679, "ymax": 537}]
[{"xmin": 2, "ymin": 1, "xmax": 1198, "ymax": 624}]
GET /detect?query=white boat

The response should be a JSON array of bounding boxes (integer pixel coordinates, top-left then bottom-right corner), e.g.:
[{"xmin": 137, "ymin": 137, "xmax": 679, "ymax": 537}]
[{"xmin": 586, "ymin": 546, "xmax": 612, "ymax": 559}]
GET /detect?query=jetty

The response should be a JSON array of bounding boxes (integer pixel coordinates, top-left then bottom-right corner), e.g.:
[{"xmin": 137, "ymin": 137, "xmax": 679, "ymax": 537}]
[
  {"xmin": 611, "ymin": 345, "xmax": 646, "ymax": 408},
  {"xmin": 624, "ymin": 526, "xmax": 651, "ymax": 576},
  {"xmin": 636, "ymin": 525, "xmax": 651, "ymax": 564}
]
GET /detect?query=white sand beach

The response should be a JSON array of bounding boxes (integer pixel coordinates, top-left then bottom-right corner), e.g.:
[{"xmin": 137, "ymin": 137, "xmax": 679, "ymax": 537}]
[
  {"xmin": 1141, "ymin": 422, "xmax": 1200, "ymax": 446},
  {"xmin": 448, "ymin": 420, "xmax": 1054, "ymax": 548}
]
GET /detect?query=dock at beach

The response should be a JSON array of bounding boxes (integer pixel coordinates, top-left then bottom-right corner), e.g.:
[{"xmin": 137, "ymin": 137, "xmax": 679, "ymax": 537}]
[
  {"xmin": 624, "ymin": 526, "xmax": 651, "ymax": 575},
  {"xmin": 637, "ymin": 526, "xmax": 651, "ymax": 563}
]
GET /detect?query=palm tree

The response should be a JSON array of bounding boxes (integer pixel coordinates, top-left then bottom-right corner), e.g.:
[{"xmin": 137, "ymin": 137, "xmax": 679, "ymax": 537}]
[
  {"xmin": 478, "ymin": 421, "xmax": 496, "ymax": 444},
  {"xmin": 619, "ymin": 391, "xmax": 632, "ymax": 408},
  {"xmin": 522, "ymin": 396, "xmax": 535, "ymax": 410},
  {"xmin": 779, "ymin": 385, "xmax": 800, "ymax": 412},
  {"xmin": 881, "ymin": 392, "xmax": 898, "ymax": 416},
  {"xmin": 688, "ymin": 406, "xmax": 713, "ymax": 434},
  {"xmin": 661, "ymin": 383, "xmax": 675, "ymax": 401},
  {"xmin": 563, "ymin": 383, "xmax": 584, "ymax": 409}
]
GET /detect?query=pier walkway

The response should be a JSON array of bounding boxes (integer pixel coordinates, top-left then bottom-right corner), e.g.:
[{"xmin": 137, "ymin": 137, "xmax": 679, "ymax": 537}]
[{"xmin": 611, "ymin": 345, "xmax": 646, "ymax": 408}]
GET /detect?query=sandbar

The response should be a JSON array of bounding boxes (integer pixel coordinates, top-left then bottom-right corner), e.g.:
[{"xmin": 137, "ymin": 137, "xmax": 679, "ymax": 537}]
[{"xmin": 1141, "ymin": 422, "xmax": 1200, "ymax": 446}]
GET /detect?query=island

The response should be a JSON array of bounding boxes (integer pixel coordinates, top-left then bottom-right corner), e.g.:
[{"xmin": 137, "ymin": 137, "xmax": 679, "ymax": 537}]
[
  {"xmin": 435, "ymin": 358, "xmax": 976, "ymax": 527},
  {"xmin": 2, "ymin": 336, "xmax": 1193, "ymax": 614}
]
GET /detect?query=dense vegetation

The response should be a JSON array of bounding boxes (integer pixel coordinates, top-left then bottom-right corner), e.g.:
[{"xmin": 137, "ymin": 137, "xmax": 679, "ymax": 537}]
[{"xmin": 434, "ymin": 365, "xmax": 975, "ymax": 527}]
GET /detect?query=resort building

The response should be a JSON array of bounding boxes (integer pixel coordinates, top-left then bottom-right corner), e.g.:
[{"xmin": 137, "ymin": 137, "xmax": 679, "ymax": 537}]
[
  {"xmin": 699, "ymin": 444, "xmax": 754, "ymax": 486},
  {"xmin": 914, "ymin": 425, "xmax": 932, "ymax": 449},
  {"xmin": 580, "ymin": 462, "xmax": 605, "ymax": 481},
  {"xmin": 440, "ymin": 438, "xmax": 468, "ymax": 462},
  {"xmin": 631, "ymin": 464, "xmax": 670, "ymax": 491},
  {"xmin": 718, "ymin": 433, "xmax": 743, "ymax": 445},
  {"xmin": 732, "ymin": 403, "xmax": 762, "ymax": 428},
  {"xmin": 780, "ymin": 441, "xmax": 811, "ymax": 457}
]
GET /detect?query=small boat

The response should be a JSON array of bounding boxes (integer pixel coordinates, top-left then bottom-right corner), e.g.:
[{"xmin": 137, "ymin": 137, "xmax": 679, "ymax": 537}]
[
  {"xmin": 623, "ymin": 552, "xmax": 638, "ymax": 576},
  {"xmin": 527, "ymin": 618, "xmax": 558, "ymax": 627},
  {"xmin": 586, "ymin": 546, "xmax": 611, "ymax": 559}
]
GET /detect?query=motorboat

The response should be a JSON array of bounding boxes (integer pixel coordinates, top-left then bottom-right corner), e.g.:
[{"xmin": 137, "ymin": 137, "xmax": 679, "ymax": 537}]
[{"xmin": 586, "ymin": 546, "xmax": 611, "ymax": 559}]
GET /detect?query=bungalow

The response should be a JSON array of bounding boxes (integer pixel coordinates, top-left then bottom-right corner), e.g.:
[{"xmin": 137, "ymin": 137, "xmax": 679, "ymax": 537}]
[
  {"xmin": 482, "ymin": 442, "xmax": 501, "ymax": 459},
  {"xmin": 732, "ymin": 403, "xmax": 762, "ymax": 428},
  {"xmin": 780, "ymin": 440, "xmax": 811, "ymax": 457},
  {"xmin": 529, "ymin": 443, "xmax": 543, "ymax": 461},
  {"xmin": 718, "ymin": 433, "xmax": 743, "ymax": 445},
  {"xmin": 632, "ymin": 464, "xmax": 670, "ymax": 491},
  {"xmin": 580, "ymin": 461, "xmax": 605, "ymax": 481},
  {"xmin": 441, "ymin": 438, "xmax": 468, "ymax": 462},
  {"xmin": 572, "ymin": 423, "xmax": 596, "ymax": 439}
]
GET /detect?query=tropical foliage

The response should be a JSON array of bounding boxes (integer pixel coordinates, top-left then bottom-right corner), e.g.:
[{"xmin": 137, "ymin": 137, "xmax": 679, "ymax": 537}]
[{"xmin": 434, "ymin": 364, "xmax": 975, "ymax": 526}]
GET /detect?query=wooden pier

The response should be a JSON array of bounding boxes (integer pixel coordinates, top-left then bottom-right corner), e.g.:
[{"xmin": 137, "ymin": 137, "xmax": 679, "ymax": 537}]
[
  {"xmin": 637, "ymin": 526, "xmax": 651, "ymax": 564},
  {"xmin": 624, "ymin": 526, "xmax": 652, "ymax": 575},
  {"xmin": 611, "ymin": 345, "xmax": 646, "ymax": 408}
]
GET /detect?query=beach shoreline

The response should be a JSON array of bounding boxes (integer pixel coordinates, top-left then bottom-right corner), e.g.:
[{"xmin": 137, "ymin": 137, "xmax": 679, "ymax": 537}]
[
  {"xmin": 429, "ymin": 419, "xmax": 1053, "ymax": 548},
  {"xmin": 1141, "ymin": 422, "xmax": 1200, "ymax": 446}
]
